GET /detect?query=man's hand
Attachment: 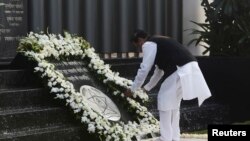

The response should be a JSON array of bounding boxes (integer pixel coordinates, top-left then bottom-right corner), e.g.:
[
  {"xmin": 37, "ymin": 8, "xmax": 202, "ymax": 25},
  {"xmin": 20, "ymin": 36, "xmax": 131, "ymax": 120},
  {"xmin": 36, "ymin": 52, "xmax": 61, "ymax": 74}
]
[
  {"xmin": 124, "ymin": 89, "xmax": 133, "ymax": 97},
  {"xmin": 142, "ymin": 88, "xmax": 148, "ymax": 93}
]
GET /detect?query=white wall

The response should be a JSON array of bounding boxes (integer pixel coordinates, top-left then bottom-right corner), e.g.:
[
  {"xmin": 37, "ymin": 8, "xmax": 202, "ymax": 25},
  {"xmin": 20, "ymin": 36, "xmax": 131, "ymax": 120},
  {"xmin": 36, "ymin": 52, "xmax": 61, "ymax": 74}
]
[{"xmin": 182, "ymin": 0, "xmax": 211, "ymax": 56}]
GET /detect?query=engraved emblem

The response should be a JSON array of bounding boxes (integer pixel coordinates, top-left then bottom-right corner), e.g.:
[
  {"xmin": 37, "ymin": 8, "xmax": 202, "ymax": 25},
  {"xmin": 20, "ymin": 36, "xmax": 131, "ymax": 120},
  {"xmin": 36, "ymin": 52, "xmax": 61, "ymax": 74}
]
[{"xmin": 80, "ymin": 85, "xmax": 121, "ymax": 121}]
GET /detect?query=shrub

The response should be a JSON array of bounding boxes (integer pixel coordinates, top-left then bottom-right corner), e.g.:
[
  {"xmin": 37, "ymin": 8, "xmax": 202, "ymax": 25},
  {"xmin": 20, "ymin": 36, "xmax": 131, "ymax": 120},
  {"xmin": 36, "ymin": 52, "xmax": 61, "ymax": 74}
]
[{"xmin": 189, "ymin": 0, "xmax": 250, "ymax": 56}]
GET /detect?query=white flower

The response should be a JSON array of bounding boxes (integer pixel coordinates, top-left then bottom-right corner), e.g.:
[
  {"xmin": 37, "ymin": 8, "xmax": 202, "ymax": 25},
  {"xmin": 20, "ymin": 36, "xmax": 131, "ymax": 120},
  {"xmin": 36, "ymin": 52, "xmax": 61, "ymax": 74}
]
[
  {"xmin": 139, "ymin": 112, "xmax": 145, "ymax": 117},
  {"xmin": 96, "ymin": 124, "xmax": 104, "ymax": 130},
  {"xmin": 89, "ymin": 111, "xmax": 98, "ymax": 119},
  {"xmin": 73, "ymin": 108, "xmax": 81, "ymax": 113},
  {"xmin": 52, "ymin": 81, "xmax": 57, "ymax": 86},
  {"xmin": 75, "ymin": 96, "xmax": 82, "ymax": 103},
  {"xmin": 34, "ymin": 67, "xmax": 40, "ymax": 72},
  {"xmin": 103, "ymin": 79, "xmax": 108, "ymax": 83},
  {"xmin": 64, "ymin": 88, "xmax": 70, "ymax": 93},
  {"xmin": 88, "ymin": 123, "xmax": 96, "ymax": 133},
  {"xmin": 56, "ymin": 78, "xmax": 63, "ymax": 83},
  {"xmin": 70, "ymin": 102, "xmax": 78, "ymax": 109},
  {"xmin": 105, "ymin": 135, "xmax": 112, "ymax": 141},
  {"xmin": 81, "ymin": 116, "xmax": 89, "ymax": 123},
  {"xmin": 51, "ymin": 87, "xmax": 59, "ymax": 93},
  {"xmin": 64, "ymin": 93, "xmax": 70, "ymax": 98},
  {"xmin": 48, "ymin": 82, "xmax": 52, "ymax": 87},
  {"xmin": 59, "ymin": 88, "xmax": 64, "ymax": 92},
  {"xmin": 55, "ymin": 94, "xmax": 64, "ymax": 99}
]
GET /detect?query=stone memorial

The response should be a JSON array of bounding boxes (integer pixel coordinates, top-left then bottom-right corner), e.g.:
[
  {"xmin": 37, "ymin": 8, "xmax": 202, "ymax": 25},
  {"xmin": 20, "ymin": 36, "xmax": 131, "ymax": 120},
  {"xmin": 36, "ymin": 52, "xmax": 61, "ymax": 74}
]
[
  {"xmin": 0, "ymin": 0, "xmax": 27, "ymax": 61},
  {"xmin": 12, "ymin": 32, "xmax": 160, "ymax": 140}
]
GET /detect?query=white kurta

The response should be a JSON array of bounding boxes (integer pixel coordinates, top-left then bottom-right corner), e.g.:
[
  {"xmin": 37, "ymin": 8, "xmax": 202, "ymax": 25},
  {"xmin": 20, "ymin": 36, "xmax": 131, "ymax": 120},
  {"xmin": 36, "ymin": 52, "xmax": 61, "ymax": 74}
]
[
  {"xmin": 131, "ymin": 41, "xmax": 212, "ymax": 110},
  {"xmin": 177, "ymin": 61, "xmax": 212, "ymax": 106}
]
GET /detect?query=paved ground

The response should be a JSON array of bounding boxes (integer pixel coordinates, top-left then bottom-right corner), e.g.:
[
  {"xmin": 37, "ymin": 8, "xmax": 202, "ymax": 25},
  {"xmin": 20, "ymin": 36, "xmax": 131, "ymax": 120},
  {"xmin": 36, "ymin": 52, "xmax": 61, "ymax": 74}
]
[
  {"xmin": 144, "ymin": 137, "xmax": 207, "ymax": 141},
  {"xmin": 181, "ymin": 138, "xmax": 207, "ymax": 141}
]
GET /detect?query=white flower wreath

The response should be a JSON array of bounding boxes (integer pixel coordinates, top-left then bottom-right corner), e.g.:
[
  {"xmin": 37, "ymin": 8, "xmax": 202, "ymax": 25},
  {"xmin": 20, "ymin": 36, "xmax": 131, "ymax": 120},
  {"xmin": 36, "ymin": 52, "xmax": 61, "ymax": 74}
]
[{"xmin": 17, "ymin": 32, "xmax": 160, "ymax": 141}]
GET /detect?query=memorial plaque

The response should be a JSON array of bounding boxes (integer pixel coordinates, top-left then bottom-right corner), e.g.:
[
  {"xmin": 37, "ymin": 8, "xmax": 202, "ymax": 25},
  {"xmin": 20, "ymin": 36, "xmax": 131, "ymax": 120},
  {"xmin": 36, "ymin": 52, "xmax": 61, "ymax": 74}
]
[
  {"xmin": 0, "ymin": 0, "xmax": 27, "ymax": 61},
  {"xmin": 53, "ymin": 61, "xmax": 95, "ymax": 90},
  {"xmin": 52, "ymin": 60, "xmax": 121, "ymax": 121}
]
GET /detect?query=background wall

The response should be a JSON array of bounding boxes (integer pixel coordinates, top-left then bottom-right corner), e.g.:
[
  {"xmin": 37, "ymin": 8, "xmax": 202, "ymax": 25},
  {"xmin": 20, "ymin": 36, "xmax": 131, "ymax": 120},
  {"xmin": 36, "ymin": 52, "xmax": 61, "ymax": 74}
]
[
  {"xmin": 28, "ymin": 0, "xmax": 183, "ymax": 56},
  {"xmin": 182, "ymin": 0, "xmax": 211, "ymax": 56}
]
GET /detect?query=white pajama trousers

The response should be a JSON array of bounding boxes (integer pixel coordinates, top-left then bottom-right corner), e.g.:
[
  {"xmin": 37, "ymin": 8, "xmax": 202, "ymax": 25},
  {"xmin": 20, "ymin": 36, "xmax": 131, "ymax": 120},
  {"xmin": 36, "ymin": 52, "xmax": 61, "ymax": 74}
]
[{"xmin": 159, "ymin": 110, "xmax": 180, "ymax": 141}]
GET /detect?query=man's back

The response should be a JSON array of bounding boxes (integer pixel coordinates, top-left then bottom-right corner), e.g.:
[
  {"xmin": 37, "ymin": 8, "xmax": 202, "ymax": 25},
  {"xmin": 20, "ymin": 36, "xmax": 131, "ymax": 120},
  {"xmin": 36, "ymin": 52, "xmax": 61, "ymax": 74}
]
[{"xmin": 147, "ymin": 35, "xmax": 197, "ymax": 76}]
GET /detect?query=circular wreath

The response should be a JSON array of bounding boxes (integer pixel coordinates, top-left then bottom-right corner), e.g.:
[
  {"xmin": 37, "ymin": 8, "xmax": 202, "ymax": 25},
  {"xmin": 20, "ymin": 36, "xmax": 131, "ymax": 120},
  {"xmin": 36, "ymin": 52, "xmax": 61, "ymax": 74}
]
[{"xmin": 17, "ymin": 32, "xmax": 159, "ymax": 141}]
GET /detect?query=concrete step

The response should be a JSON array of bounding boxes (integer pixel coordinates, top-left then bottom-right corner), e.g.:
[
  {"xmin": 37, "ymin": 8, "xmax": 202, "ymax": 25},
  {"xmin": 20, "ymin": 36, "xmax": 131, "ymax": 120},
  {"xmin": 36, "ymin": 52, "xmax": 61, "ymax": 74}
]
[
  {"xmin": 143, "ymin": 137, "xmax": 207, "ymax": 141},
  {"xmin": 0, "ymin": 88, "xmax": 57, "ymax": 110},
  {"xmin": 0, "ymin": 107, "xmax": 77, "ymax": 134},
  {"xmin": 0, "ymin": 124, "xmax": 91, "ymax": 141},
  {"xmin": 180, "ymin": 103, "xmax": 230, "ymax": 132},
  {"xmin": 0, "ymin": 63, "xmax": 11, "ymax": 70},
  {"xmin": 0, "ymin": 69, "xmax": 41, "ymax": 89}
]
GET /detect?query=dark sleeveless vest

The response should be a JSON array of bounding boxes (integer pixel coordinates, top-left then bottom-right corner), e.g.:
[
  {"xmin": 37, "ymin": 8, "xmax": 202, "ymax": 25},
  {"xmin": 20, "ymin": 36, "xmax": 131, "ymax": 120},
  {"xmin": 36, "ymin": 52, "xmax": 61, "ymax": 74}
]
[{"xmin": 147, "ymin": 35, "xmax": 197, "ymax": 77}]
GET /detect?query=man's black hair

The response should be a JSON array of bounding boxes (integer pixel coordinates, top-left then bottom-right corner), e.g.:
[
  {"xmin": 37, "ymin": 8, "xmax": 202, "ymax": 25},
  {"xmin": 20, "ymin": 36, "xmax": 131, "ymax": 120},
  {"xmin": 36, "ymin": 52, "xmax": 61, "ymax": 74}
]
[{"xmin": 130, "ymin": 29, "xmax": 148, "ymax": 42}]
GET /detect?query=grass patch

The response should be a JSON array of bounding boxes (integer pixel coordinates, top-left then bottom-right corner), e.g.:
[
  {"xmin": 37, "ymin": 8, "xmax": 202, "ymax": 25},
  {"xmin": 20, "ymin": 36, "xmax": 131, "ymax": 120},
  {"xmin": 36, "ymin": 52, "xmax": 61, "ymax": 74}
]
[
  {"xmin": 233, "ymin": 120, "xmax": 250, "ymax": 125},
  {"xmin": 181, "ymin": 120, "xmax": 250, "ymax": 135}
]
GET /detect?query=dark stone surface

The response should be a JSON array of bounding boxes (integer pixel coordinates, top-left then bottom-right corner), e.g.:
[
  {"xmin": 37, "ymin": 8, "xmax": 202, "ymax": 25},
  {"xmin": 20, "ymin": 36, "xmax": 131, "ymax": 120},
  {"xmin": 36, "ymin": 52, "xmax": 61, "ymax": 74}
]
[
  {"xmin": 0, "ymin": 66, "xmax": 96, "ymax": 141},
  {"xmin": 0, "ymin": 107, "xmax": 77, "ymax": 134},
  {"xmin": 105, "ymin": 58, "xmax": 141, "ymax": 79},
  {"xmin": 0, "ymin": 69, "xmax": 41, "ymax": 89},
  {"xmin": 0, "ymin": 0, "xmax": 28, "ymax": 60},
  {"xmin": 0, "ymin": 124, "xmax": 96, "ymax": 141},
  {"xmin": 0, "ymin": 62, "xmax": 11, "ymax": 70},
  {"xmin": 180, "ymin": 104, "xmax": 230, "ymax": 132},
  {"xmin": 0, "ymin": 88, "xmax": 56, "ymax": 110},
  {"xmin": 10, "ymin": 53, "xmax": 37, "ymax": 70},
  {"xmin": 52, "ymin": 61, "xmax": 95, "ymax": 90}
]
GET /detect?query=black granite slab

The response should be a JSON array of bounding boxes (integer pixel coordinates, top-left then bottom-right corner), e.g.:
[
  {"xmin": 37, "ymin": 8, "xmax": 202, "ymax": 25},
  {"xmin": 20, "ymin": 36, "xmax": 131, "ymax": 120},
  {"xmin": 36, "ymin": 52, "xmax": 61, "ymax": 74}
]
[
  {"xmin": 0, "ymin": 69, "xmax": 41, "ymax": 89},
  {"xmin": 0, "ymin": 88, "xmax": 57, "ymax": 110},
  {"xmin": 0, "ymin": 107, "xmax": 77, "ymax": 134},
  {"xmin": 0, "ymin": 0, "xmax": 27, "ymax": 60}
]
